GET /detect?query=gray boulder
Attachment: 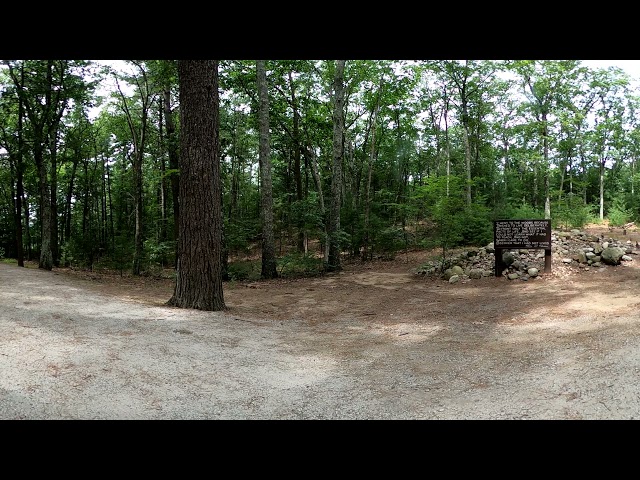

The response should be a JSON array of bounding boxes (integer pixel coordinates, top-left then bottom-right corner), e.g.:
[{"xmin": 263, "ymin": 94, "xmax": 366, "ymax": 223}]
[
  {"xmin": 468, "ymin": 268, "xmax": 483, "ymax": 279},
  {"xmin": 443, "ymin": 265, "xmax": 464, "ymax": 280},
  {"xmin": 601, "ymin": 246, "xmax": 626, "ymax": 265},
  {"xmin": 502, "ymin": 251, "xmax": 516, "ymax": 266}
]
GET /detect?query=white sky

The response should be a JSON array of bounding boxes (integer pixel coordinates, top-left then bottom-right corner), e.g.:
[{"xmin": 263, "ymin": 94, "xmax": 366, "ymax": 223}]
[
  {"xmin": 80, "ymin": 60, "xmax": 640, "ymax": 121},
  {"xmin": 581, "ymin": 60, "xmax": 640, "ymax": 82}
]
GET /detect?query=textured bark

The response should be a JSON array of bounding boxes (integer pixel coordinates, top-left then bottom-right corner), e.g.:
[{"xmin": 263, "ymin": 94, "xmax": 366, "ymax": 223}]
[
  {"xmin": 257, "ymin": 60, "xmax": 278, "ymax": 279},
  {"xmin": 168, "ymin": 60, "xmax": 225, "ymax": 311},
  {"xmin": 36, "ymin": 145, "xmax": 53, "ymax": 271},
  {"xmin": 327, "ymin": 60, "xmax": 346, "ymax": 272}
]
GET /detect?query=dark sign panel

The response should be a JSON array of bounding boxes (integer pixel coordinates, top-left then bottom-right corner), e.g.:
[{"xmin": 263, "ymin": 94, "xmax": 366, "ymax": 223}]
[{"xmin": 494, "ymin": 219, "xmax": 551, "ymax": 249}]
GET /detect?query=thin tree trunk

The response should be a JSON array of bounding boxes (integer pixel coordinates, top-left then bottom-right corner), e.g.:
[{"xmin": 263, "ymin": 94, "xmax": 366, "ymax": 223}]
[
  {"xmin": 542, "ymin": 113, "xmax": 551, "ymax": 219},
  {"xmin": 362, "ymin": 77, "xmax": 383, "ymax": 262},
  {"xmin": 163, "ymin": 87, "xmax": 180, "ymax": 263},
  {"xmin": 63, "ymin": 154, "xmax": 78, "ymax": 266},
  {"xmin": 558, "ymin": 158, "xmax": 566, "ymax": 202},
  {"xmin": 158, "ymin": 101, "xmax": 167, "ymax": 244},
  {"xmin": 14, "ymin": 88, "xmax": 25, "ymax": 267},
  {"xmin": 600, "ymin": 157, "xmax": 605, "ymax": 220},
  {"xmin": 442, "ymin": 86, "xmax": 451, "ymax": 196},
  {"xmin": 463, "ymin": 125, "xmax": 471, "ymax": 205},
  {"xmin": 50, "ymin": 132, "xmax": 60, "ymax": 266},
  {"xmin": 106, "ymin": 161, "xmax": 115, "ymax": 251},
  {"xmin": 288, "ymin": 70, "xmax": 305, "ymax": 253},
  {"xmin": 132, "ymin": 148, "xmax": 144, "ymax": 275},
  {"xmin": 307, "ymin": 147, "xmax": 328, "ymax": 264},
  {"xmin": 117, "ymin": 63, "xmax": 151, "ymax": 275},
  {"xmin": 23, "ymin": 194, "xmax": 31, "ymax": 261},
  {"xmin": 101, "ymin": 154, "xmax": 108, "ymax": 248}
]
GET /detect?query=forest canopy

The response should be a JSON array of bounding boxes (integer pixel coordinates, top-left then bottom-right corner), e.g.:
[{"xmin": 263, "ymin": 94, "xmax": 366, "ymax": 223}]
[{"xmin": 1, "ymin": 60, "xmax": 638, "ymax": 279}]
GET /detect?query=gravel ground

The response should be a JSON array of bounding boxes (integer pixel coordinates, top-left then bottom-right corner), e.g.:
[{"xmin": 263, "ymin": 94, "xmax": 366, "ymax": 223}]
[{"xmin": 2, "ymin": 260, "xmax": 640, "ymax": 420}]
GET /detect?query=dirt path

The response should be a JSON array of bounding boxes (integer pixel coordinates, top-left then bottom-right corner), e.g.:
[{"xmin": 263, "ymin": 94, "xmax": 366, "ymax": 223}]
[{"xmin": 2, "ymin": 242, "xmax": 640, "ymax": 419}]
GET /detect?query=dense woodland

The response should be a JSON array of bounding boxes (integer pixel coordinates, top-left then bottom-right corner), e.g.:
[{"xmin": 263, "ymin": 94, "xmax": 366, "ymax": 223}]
[{"xmin": 1, "ymin": 60, "xmax": 640, "ymax": 283}]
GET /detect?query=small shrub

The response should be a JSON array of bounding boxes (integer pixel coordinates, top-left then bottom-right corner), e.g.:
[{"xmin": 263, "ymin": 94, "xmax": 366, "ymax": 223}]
[
  {"xmin": 278, "ymin": 252, "xmax": 323, "ymax": 278},
  {"xmin": 226, "ymin": 260, "xmax": 261, "ymax": 281},
  {"xmin": 607, "ymin": 197, "xmax": 632, "ymax": 227},
  {"xmin": 552, "ymin": 200, "xmax": 597, "ymax": 229}
]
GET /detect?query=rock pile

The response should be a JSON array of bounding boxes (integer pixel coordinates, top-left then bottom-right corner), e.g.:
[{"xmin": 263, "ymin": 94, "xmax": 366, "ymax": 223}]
[{"xmin": 414, "ymin": 229, "xmax": 638, "ymax": 282}]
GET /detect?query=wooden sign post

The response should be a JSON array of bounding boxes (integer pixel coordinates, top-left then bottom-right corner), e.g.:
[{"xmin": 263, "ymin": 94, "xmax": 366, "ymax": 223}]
[{"xmin": 493, "ymin": 219, "xmax": 552, "ymax": 277}]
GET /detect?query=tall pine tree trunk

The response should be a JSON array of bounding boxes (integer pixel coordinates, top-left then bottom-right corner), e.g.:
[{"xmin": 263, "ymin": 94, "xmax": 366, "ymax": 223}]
[
  {"xmin": 327, "ymin": 60, "xmax": 346, "ymax": 272},
  {"xmin": 257, "ymin": 60, "xmax": 278, "ymax": 279},
  {"xmin": 35, "ymin": 143, "xmax": 53, "ymax": 270},
  {"xmin": 169, "ymin": 60, "xmax": 225, "ymax": 311}
]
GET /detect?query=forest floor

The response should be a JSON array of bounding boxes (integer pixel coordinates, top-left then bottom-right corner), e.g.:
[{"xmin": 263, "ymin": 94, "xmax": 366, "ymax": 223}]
[{"xmin": 3, "ymin": 223, "xmax": 640, "ymax": 419}]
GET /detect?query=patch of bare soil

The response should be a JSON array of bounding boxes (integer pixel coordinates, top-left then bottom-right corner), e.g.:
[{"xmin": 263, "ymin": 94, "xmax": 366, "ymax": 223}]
[{"xmin": 2, "ymin": 224, "xmax": 640, "ymax": 419}]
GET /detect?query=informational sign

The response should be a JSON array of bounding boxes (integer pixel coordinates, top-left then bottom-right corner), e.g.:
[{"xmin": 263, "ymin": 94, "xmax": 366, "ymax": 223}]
[
  {"xmin": 494, "ymin": 219, "xmax": 551, "ymax": 249},
  {"xmin": 493, "ymin": 219, "xmax": 552, "ymax": 276}
]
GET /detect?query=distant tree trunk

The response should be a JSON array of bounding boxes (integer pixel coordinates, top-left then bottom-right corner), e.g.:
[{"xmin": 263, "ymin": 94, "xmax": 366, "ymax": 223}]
[
  {"xmin": 63, "ymin": 152, "xmax": 79, "ymax": 266},
  {"xmin": 117, "ymin": 61, "xmax": 152, "ymax": 275},
  {"xmin": 462, "ymin": 114, "xmax": 472, "ymax": 205},
  {"xmin": 163, "ymin": 86, "xmax": 180, "ymax": 263},
  {"xmin": 363, "ymin": 144, "xmax": 375, "ymax": 262},
  {"xmin": 14, "ymin": 162, "xmax": 24, "ymax": 267},
  {"xmin": 132, "ymin": 142, "xmax": 144, "ymax": 274},
  {"xmin": 362, "ymin": 76, "xmax": 383, "ymax": 262},
  {"xmin": 558, "ymin": 157, "xmax": 566, "ymax": 202},
  {"xmin": 542, "ymin": 112, "xmax": 551, "ymax": 220},
  {"xmin": 157, "ymin": 98, "xmax": 167, "ymax": 244},
  {"xmin": 168, "ymin": 60, "xmax": 225, "ymax": 311},
  {"xmin": 257, "ymin": 60, "xmax": 278, "ymax": 279},
  {"xmin": 288, "ymin": 70, "xmax": 305, "ymax": 253},
  {"xmin": 327, "ymin": 60, "xmax": 346, "ymax": 272},
  {"xmin": 13, "ymin": 85, "xmax": 25, "ymax": 266},
  {"xmin": 106, "ymin": 161, "xmax": 115, "ymax": 251},
  {"xmin": 100, "ymin": 153, "xmax": 108, "ymax": 248},
  {"xmin": 600, "ymin": 156, "xmax": 605, "ymax": 220},
  {"xmin": 23, "ymin": 194, "xmax": 31, "ymax": 261},
  {"xmin": 306, "ymin": 147, "xmax": 329, "ymax": 264},
  {"xmin": 49, "ymin": 130, "xmax": 60, "ymax": 266}
]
